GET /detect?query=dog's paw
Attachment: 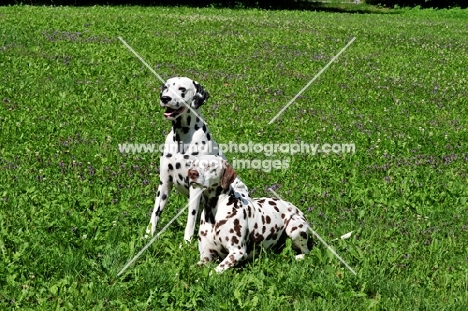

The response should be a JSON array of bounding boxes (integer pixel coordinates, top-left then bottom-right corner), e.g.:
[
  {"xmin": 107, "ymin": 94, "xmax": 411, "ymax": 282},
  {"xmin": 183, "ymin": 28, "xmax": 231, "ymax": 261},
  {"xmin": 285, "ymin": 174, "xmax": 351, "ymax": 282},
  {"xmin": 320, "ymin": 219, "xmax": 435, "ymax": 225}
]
[
  {"xmin": 197, "ymin": 260, "xmax": 207, "ymax": 267},
  {"xmin": 295, "ymin": 254, "xmax": 305, "ymax": 261},
  {"xmin": 144, "ymin": 227, "xmax": 153, "ymax": 239},
  {"xmin": 214, "ymin": 266, "xmax": 225, "ymax": 274}
]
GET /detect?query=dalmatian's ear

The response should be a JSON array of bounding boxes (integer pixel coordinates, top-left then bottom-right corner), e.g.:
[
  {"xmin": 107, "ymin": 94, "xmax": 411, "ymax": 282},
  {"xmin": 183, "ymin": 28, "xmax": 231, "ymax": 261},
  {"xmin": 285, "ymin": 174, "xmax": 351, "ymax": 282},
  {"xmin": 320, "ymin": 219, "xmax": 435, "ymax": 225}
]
[
  {"xmin": 191, "ymin": 81, "xmax": 210, "ymax": 109},
  {"xmin": 220, "ymin": 161, "xmax": 237, "ymax": 190}
]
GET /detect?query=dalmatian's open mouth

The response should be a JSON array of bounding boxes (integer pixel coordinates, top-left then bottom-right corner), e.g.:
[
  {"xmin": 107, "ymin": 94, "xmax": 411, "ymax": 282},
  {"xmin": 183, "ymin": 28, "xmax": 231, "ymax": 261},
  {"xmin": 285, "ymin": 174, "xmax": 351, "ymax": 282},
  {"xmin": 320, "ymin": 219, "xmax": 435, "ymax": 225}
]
[
  {"xmin": 189, "ymin": 181, "xmax": 205, "ymax": 189},
  {"xmin": 164, "ymin": 106, "xmax": 185, "ymax": 118}
]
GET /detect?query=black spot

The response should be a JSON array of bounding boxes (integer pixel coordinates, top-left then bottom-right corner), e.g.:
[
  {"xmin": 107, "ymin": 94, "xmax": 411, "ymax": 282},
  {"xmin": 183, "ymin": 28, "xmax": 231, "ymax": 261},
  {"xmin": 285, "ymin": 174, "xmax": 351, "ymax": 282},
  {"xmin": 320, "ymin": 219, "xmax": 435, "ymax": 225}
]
[
  {"xmin": 196, "ymin": 117, "xmax": 200, "ymax": 122},
  {"xmin": 168, "ymin": 164, "xmax": 174, "ymax": 170},
  {"xmin": 182, "ymin": 127, "xmax": 190, "ymax": 134},
  {"xmin": 168, "ymin": 175, "xmax": 173, "ymax": 183},
  {"xmin": 202, "ymin": 124, "xmax": 207, "ymax": 132},
  {"xmin": 176, "ymin": 162, "xmax": 181, "ymax": 169},
  {"xmin": 178, "ymin": 173, "xmax": 183, "ymax": 180},
  {"xmin": 191, "ymin": 151, "xmax": 199, "ymax": 156},
  {"xmin": 157, "ymin": 191, "xmax": 160, "ymax": 197},
  {"xmin": 215, "ymin": 219, "xmax": 228, "ymax": 231},
  {"xmin": 161, "ymin": 194, "xmax": 167, "ymax": 200},
  {"xmin": 233, "ymin": 219, "xmax": 242, "ymax": 237},
  {"xmin": 207, "ymin": 133, "xmax": 211, "ymax": 141},
  {"xmin": 265, "ymin": 215, "xmax": 271, "ymax": 224},
  {"xmin": 166, "ymin": 153, "xmax": 173, "ymax": 158},
  {"xmin": 183, "ymin": 154, "xmax": 190, "ymax": 159},
  {"xmin": 267, "ymin": 233, "xmax": 278, "ymax": 241},
  {"xmin": 226, "ymin": 208, "xmax": 238, "ymax": 219},
  {"xmin": 173, "ymin": 118, "xmax": 181, "ymax": 129},
  {"xmin": 250, "ymin": 232, "xmax": 264, "ymax": 243},
  {"xmin": 194, "ymin": 124, "xmax": 200, "ymax": 131},
  {"xmin": 187, "ymin": 116, "xmax": 191, "ymax": 125}
]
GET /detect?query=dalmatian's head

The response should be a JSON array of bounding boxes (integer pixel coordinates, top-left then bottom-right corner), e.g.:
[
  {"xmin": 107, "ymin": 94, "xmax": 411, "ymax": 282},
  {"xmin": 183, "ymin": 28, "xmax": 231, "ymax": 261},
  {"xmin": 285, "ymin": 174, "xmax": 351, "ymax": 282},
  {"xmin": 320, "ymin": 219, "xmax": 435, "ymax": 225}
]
[
  {"xmin": 160, "ymin": 77, "xmax": 210, "ymax": 120},
  {"xmin": 188, "ymin": 155, "xmax": 236, "ymax": 191}
]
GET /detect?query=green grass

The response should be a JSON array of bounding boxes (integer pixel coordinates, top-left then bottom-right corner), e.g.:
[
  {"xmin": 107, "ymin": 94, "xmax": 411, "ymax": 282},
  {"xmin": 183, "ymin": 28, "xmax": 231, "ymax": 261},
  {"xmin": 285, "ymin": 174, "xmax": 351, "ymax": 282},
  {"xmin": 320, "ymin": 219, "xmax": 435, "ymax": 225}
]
[{"xmin": 1, "ymin": 4, "xmax": 468, "ymax": 310}]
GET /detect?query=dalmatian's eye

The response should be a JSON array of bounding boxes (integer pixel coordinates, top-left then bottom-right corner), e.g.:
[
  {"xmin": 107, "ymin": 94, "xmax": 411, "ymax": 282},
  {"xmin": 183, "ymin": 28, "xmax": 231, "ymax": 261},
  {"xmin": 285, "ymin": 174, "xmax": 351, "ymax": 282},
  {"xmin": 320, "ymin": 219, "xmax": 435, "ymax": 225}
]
[{"xmin": 179, "ymin": 87, "xmax": 186, "ymax": 92}]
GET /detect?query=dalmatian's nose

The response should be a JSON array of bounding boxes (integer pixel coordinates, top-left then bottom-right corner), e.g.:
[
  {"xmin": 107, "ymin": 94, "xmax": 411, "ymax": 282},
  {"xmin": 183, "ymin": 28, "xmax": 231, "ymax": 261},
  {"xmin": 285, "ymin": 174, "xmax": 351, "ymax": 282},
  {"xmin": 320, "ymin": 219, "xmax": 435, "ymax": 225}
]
[
  {"xmin": 160, "ymin": 96, "xmax": 172, "ymax": 104},
  {"xmin": 188, "ymin": 169, "xmax": 199, "ymax": 181}
]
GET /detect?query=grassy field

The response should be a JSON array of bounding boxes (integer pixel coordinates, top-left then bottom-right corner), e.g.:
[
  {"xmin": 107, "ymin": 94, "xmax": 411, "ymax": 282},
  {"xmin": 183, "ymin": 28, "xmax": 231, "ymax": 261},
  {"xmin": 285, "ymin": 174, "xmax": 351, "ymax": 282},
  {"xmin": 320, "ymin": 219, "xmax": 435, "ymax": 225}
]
[{"xmin": 1, "ymin": 4, "xmax": 468, "ymax": 310}]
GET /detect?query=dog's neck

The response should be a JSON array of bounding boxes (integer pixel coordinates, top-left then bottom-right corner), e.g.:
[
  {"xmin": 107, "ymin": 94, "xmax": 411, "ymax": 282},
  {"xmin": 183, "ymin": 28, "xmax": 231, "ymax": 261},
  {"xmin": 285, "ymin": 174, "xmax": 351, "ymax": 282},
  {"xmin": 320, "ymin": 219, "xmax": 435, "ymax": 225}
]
[
  {"xmin": 201, "ymin": 185, "xmax": 236, "ymax": 223},
  {"xmin": 171, "ymin": 111, "xmax": 206, "ymax": 141}
]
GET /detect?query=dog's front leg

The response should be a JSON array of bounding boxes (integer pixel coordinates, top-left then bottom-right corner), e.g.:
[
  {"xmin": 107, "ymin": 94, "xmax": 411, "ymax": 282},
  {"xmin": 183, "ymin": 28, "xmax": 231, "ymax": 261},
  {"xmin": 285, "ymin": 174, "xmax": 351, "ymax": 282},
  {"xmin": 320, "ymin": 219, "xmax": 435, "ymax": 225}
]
[
  {"xmin": 184, "ymin": 187, "xmax": 203, "ymax": 242},
  {"xmin": 214, "ymin": 249, "xmax": 247, "ymax": 274},
  {"xmin": 146, "ymin": 179, "xmax": 173, "ymax": 237}
]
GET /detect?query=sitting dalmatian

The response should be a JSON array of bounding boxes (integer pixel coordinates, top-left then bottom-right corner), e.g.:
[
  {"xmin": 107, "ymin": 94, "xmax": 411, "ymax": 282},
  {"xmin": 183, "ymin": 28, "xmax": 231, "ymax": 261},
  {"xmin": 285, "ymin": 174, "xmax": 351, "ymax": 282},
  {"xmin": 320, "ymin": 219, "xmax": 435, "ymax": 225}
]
[
  {"xmin": 146, "ymin": 77, "xmax": 249, "ymax": 241},
  {"xmin": 188, "ymin": 155, "xmax": 315, "ymax": 274}
]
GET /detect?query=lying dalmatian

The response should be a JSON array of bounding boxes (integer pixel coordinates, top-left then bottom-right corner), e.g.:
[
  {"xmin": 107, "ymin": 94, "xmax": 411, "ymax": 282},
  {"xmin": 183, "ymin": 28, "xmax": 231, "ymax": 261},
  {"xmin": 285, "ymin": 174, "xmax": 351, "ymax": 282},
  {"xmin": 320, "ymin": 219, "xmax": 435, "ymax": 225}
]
[
  {"xmin": 187, "ymin": 155, "xmax": 315, "ymax": 274},
  {"xmin": 146, "ymin": 77, "xmax": 248, "ymax": 241}
]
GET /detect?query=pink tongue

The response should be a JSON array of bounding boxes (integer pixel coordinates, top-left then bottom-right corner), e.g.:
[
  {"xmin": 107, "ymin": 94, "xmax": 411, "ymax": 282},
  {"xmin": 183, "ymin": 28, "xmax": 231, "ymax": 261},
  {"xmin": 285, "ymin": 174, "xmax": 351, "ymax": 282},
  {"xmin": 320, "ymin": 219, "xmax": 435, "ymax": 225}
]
[
  {"xmin": 164, "ymin": 107, "xmax": 177, "ymax": 117},
  {"xmin": 164, "ymin": 107, "xmax": 185, "ymax": 117}
]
